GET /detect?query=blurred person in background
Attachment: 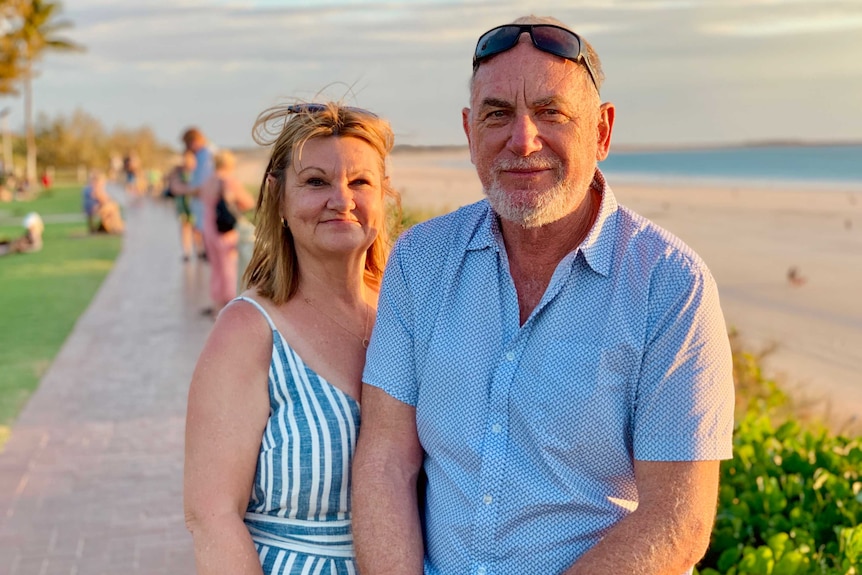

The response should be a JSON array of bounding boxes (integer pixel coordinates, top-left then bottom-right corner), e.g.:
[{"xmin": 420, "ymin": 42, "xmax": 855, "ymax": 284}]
[
  {"xmin": 122, "ymin": 152, "xmax": 141, "ymax": 195},
  {"xmin": 184, "ymin": 101, "xmax": 397, "ymax": 574},
  {"xmin": 182, "ymin": 127, "xmax": 215, "ymax": 261},
  {"xmin": 82, "ymin": 172, "xmax": 124, "ymax": 234},
  {"xmin": 0, "ymin": 212, "xmax": 44, "ymax": 256},
  {"xmin": 195, "ymin": 149, "xmax": 255, "ymax": 315},
  {"xmin": 168, "ymin": 150, "xmax": 203, "ymax": 262}
]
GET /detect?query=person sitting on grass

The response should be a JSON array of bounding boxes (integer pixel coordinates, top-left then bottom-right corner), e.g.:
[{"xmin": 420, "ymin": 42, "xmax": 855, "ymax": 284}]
[
  {"xmin": 0, "ymin": 212, "xmax": 44, "ymax": 256},
  {"xmin": 82, "ymin": 172, "xmax": 124, "ymax": 235}
]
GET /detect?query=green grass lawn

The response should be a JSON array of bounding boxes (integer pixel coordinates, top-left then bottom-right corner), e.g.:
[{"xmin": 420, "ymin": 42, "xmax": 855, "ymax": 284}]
[
  {"xmin": 0, "ymin": 183, "xmax": 87, "ymax": 219},
  {"xmin": 0, "ymin": 185, "xmax": 121, "ymax": 433}
]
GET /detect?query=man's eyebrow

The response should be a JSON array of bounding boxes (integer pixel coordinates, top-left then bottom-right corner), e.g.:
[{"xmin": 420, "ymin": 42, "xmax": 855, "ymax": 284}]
[
  {"xmin": 478, "ymin": 98, "xmax": 513, "ymax": 110},
  {"xmin": 531, "ymin": 96, "xmax": 564, "ymax": 108}
]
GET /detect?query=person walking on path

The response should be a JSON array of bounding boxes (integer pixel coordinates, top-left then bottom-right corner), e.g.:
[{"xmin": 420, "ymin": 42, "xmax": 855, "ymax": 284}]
[
  {"xmin": 168, "ymin": 149, "xmax": 204, "ymax": 261},
  {"xmin": 181, "ymin": 127, "xmax": 215, "ymax": 260},
  {"xmin": 197, "ymin": 149, "xmax": 256, "ymax": 315}
]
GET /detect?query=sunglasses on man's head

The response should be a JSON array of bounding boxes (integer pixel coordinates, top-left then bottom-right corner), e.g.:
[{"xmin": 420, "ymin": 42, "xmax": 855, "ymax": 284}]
[
  {"xmin": 472, "ymin": 24, "xmax": 599, "ymax": 92},
  {"xmin": 286, "ymin": 103, "xmax": 378, "ymax": 117}
]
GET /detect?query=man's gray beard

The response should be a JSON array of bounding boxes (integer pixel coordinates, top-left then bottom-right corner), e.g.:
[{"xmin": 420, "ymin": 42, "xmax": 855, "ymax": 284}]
[{"xmin": 483, "ymin": 158, "xmax": 576, "ymax": 229}]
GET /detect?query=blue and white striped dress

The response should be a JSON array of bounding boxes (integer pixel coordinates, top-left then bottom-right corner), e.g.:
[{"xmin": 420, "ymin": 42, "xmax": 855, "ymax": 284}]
[{"xmin": 236, "ymin": 296, "xmax": 361, "ymax": 575}]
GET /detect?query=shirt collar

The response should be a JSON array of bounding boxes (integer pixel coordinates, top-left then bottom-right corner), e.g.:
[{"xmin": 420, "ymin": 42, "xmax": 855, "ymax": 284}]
[
  {"xmin": 579, "ymin": 168, "xmax": 618, "ymax": 278},
  {"xmin": 466, "ymin": 200, "xmax": 499, "ymax": 252},
  {"xmin": 465, "ymin": 168, "xmax": 619, "ymax": 278}
]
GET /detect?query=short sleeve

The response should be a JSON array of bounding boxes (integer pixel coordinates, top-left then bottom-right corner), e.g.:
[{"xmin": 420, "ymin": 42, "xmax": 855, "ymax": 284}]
[
  {"xmin": 633, "ymin": 256, "xmax": 735, "ymax": 462},
  {"xmin": 363, "ymin": 231, "xmax": 419, "ymax": 406}
]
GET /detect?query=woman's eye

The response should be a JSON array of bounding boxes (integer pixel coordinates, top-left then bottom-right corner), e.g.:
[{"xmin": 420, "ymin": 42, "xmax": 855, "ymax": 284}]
[
  {"xmin": 306, "ymin": 177, "xmax": 326, "ymax": 187},
  {"xmin": 352, "ymin": 178, "xmax": 371, "ymax": 187}
]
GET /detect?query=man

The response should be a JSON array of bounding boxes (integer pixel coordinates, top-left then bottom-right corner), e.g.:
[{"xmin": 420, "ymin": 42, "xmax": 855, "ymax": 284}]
[
  {"xmin": 181, "ymin": 127, "xmax": 214, "ymax": 260},
  {"xmin": 353, "ymin": 15, "xmax": 735, "ymax": 575}
]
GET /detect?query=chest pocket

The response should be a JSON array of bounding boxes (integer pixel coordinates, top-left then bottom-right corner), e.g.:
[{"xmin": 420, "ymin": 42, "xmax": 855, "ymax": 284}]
[{"xmin": 511, "ymin": 340, "xmax": 637, "ymax": 464}]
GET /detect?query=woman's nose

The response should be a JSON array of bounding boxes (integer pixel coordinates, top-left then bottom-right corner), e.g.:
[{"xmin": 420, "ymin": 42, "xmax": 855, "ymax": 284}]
[{"xmin": 327, "ymin": 180, "xmax": 355, "ymax": 211}]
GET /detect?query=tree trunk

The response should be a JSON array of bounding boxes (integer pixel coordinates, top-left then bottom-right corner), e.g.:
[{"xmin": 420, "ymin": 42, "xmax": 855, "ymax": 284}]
[{"xmin": 24, "ymin": 69, "xmax": 35, "ymax": 185}]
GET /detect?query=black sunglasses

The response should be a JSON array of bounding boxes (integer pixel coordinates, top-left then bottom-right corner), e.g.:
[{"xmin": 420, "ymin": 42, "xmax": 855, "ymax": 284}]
[
  {"xmin": 473, "ymin": 24, "xmax": 599, "ymax": 92},
  {"xmin": 286, "ymin": 103, "xmax": 377, "ymax": 117}
]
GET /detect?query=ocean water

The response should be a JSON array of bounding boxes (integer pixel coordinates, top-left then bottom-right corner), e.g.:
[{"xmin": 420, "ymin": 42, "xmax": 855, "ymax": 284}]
[{"xmin": 599, "ymin": 144, "xmax": 862, "ymax": 187}]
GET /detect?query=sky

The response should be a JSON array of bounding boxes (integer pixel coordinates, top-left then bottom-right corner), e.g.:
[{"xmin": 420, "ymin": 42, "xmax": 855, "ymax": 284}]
[{"xmin": 2, "ymin": 0, "xmax": 862, "ymax": 150}]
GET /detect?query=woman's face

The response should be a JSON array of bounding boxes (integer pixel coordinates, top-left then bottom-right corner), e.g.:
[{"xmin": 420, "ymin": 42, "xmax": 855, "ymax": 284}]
[{"xmin": 282, "ymin": 136, "xmax": 386, "ymax": 260}]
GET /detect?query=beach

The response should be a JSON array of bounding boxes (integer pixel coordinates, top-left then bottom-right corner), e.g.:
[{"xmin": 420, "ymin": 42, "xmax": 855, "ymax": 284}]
[{"xmin": 235, "ymin": 147, "xmax": 862, "ymax": 429}]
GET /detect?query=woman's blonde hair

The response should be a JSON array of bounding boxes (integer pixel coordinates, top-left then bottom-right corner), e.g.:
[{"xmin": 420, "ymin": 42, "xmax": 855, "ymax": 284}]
[
  {"xmin": 214, "ymin": 149, "xmax": 236, "ymax": 171},
  {"xmin": 243, "ymin": 101, "xmax": 398, "ymax": 304}
]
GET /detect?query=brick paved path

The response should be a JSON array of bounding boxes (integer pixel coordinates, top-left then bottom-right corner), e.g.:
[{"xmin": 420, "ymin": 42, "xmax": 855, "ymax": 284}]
[{"xmin": 0, "ymin": 194, "xmax": 214, "ymax": 574}]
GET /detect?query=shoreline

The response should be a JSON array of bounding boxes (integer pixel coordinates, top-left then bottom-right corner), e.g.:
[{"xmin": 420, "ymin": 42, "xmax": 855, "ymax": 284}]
[{"xmin": 234, "ymin": 148, "xmax": 862, "ymax": 430}]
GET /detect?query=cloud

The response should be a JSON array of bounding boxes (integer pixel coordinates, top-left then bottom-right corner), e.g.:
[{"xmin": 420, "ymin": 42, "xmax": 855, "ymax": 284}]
[
  {"xmin": 704, "ymin": 13, "xmax": 862, "ymax": 36},
  {"xmin": 8, "ymin": 0, "xmax": 860, "ymax": 148}
]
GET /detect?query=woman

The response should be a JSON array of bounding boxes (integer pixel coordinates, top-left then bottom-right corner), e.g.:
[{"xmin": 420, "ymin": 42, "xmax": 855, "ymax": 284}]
[
  {"xmin": 198, "ymin": 150, "xmax": 256, "ymax": 314},
  {"xmin": 184, "ymin": 102, "xmax": 397, "ymax": 574}
]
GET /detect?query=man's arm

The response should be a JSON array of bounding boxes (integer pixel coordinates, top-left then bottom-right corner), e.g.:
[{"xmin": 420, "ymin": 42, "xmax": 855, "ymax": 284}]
[
  {"xmin": 352, "ymin": 384, "xmax": 425, "ymax": 575},
  {"xmin": 565, "ymin": 459, "xmax": 720, "ymax": 575}
]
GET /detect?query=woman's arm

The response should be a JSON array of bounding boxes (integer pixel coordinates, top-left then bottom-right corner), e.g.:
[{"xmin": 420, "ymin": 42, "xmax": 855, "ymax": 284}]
[
  {"xmin": 184, "ymin": 301, "xmax": 272, "ymax": 574},
  {"xmin": 225, "ymin": 177, "xmax": 257, "ymax": 213},
  {"xmin": 169, "ymin": 169, "xmax": 197, "ymax": 196}
]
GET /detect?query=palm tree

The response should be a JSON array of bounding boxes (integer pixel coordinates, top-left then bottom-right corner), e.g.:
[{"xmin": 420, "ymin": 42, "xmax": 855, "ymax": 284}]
[
  {"xmin": 10, "ymin": 0, "xmax": 83, "ymax": 183},
  {"xmin": 1, "ymin": 9, "xmax": 23, "ymax": 177},
  {"xmin": 1, "ymin": 3, "xmax": 23, "ymax": 97}
]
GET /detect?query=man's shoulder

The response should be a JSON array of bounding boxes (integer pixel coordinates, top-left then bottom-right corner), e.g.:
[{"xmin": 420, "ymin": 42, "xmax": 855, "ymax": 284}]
[
  {"xmin": 389, "ymin": 200, "xmax": 489, "ymax": 286},
  {"xmin": 398, "ymin": 200, "xmax": 488, "ymax": 250},
  {"xmin": 614, "ymin": 202, "xmax": 712, "ymax": 278}
]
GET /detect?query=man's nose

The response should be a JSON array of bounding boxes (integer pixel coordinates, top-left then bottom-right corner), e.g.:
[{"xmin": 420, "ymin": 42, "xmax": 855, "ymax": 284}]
[{"xmin": 506, "ymin": 114, "xmax": 543, "ymax": 156}]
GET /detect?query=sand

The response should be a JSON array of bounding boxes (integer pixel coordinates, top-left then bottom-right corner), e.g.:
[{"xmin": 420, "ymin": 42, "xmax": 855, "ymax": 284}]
[{"xmin": 234, "ymin": 147, "xmax": 862, "ymax": 430}]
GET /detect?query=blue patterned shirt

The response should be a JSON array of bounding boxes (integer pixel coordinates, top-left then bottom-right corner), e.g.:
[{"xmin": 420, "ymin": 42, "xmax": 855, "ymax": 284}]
[{"xmin": 363, "ymin": 170, "xmax": 735, "ymax": 575}]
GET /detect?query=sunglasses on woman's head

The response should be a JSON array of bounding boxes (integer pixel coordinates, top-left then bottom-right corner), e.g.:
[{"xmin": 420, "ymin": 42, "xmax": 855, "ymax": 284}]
[
  {"xmin": 286, "ymin": 104, "xmax": 378, "ymax": 117},
  {"xmin": 472, "ymin": 24, "xmax": 599, "ymax": 93}
]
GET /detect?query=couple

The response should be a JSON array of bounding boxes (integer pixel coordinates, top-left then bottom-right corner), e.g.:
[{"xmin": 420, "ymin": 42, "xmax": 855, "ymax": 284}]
[{"xmin": 184, "ymin": 15, "xmax": 735, "ymax": 575}]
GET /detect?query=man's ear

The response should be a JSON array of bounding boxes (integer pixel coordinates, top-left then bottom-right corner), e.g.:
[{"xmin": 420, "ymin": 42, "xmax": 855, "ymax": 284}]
[
  {"xmin": 462, "ymin": 107, "xmax": 476, "ymax": 165},
  {"xmin": 596, "ymin": 102, "xmax": 615, "ymax": 162}
]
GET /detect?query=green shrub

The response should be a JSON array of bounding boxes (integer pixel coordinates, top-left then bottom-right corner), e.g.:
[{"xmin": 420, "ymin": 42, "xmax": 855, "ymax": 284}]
[{"xmin": 696, "ymin": 340, "xmax": 862, "ymax": 575}]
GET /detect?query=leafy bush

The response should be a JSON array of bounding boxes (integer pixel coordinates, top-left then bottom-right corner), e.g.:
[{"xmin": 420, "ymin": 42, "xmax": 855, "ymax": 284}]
[{"xmin": 695, "ymin": 335, "xmax": 862, "ymax": 574}]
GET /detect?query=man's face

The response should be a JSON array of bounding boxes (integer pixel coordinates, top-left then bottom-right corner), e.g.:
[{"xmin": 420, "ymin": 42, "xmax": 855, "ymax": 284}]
[{"xmin": 463, "ymin": 38, "xmax": 614, "ymax": 228}]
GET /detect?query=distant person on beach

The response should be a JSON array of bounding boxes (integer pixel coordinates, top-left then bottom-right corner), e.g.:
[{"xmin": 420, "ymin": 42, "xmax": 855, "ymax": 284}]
[
  {"xmin": 353, "ymin": 15, "xmax": 736, "ymax": 575},
  {"xmin": 197, "ymin": 149, "xmax": 256, "ymax": 315},
  {"xmin": 787, "ymin": 266, "xmax": 806, "ymax": 287},
  {"xmin": 168, "ymin": 150, "xmax": 203, "ymax": 262},
  {"xmin": 181, "ymin": 127, "xmax": 215, "ymax": 260},
  {"xmin": 184, "ymin": 102, "xmax": 397, "ymax": 574}
]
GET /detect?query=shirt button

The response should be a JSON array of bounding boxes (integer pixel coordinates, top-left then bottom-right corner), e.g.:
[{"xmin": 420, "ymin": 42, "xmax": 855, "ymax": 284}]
[
  {"xmin": 483, "ymin": 494, "xmax": 493, "ymax": 505},
  {"xmin": 491, "ymin": 424, "xmax": 502, "ymax": 433},
  {"xmin": 477, "ymin": 568, "xmax": 487, "ymax": 575},
  {"xmin": 505, "ymin": 351, "xmax": 515, "ymax": 361}
]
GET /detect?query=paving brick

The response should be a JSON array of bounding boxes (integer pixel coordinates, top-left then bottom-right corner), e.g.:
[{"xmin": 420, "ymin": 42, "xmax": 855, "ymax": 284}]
[{"xmin": 0, "ymin": 195, "xmax": 212, "ymax": 572}]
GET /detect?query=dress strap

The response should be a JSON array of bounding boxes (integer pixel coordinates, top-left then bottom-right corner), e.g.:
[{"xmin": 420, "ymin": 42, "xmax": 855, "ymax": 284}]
[{"xmin": 232, "ymin": 296, "xmax": 277, "ymax": 331}]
